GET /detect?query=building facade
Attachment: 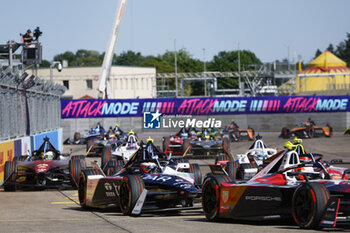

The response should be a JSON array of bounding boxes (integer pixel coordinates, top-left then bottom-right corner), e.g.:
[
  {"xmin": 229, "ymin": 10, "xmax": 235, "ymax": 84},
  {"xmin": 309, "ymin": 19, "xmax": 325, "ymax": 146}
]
[{"xmin": 36, "ymin": 66, "xmax": 156, "ymax": 99}]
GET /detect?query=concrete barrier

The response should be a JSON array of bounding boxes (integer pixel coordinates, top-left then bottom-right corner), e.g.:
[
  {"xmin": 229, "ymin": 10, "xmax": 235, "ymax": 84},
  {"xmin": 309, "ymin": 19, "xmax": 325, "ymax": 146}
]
[{"xmin": 61, "ymin": 112, "xmax": 349, "ymax": 139}]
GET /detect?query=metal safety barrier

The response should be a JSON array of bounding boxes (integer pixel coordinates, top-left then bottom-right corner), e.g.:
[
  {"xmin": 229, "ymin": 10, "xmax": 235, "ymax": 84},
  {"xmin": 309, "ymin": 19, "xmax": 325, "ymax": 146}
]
[{"xmin": 0, "ymin": 65, "xmax": 66, "ymax": 141}]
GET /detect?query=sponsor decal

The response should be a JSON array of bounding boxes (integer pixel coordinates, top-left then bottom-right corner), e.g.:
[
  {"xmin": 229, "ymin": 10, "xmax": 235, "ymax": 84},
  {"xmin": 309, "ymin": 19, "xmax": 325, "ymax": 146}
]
[
  {"xmin": 104, "ymin": 182, "xmax": 113, "ymax": 191},
  {"xmin": 222, "ymin": 191, "xmax": 229, "ymax": 203},
  {"xmin": 143, "ymin": 111, "xmax": 162, "ymax": 129},
  {"xmin": 61, "ymin": 96, "xmax": 350, "ymax": 118},
  {"xmin": 245, "ymin": 196, "xmax": 282, "ymax": 201}
]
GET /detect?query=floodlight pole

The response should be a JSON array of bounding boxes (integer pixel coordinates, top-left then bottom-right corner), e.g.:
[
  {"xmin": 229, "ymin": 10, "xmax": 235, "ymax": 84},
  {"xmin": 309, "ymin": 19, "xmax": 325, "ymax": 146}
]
[{"xmin": 174, "ymin": 38, "xmax": 178, "ymax": 98}]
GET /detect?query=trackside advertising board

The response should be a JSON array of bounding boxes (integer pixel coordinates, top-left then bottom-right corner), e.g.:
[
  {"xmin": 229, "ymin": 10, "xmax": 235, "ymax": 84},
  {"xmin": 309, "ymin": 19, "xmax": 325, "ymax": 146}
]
[{"xmin": 61, "ymin": 96, "xmax": 350, "ymax": 118}]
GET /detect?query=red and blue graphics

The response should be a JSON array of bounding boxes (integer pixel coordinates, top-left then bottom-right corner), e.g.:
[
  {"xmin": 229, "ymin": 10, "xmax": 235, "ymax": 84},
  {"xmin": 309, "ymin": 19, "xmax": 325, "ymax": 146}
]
[{"xmin": 61, "ymin": 96, "xmax": 350, "ymax": 118}]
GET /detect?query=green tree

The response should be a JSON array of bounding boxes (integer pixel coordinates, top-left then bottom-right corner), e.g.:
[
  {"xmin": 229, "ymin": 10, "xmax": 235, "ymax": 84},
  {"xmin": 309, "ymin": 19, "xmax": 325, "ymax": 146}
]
[
  {"xmin": 113, "ymin": 50, "xmax": 144, "ymax": 66},
  {"xmin": 335, "ymin": 33, "xmax": 350, "ymax": 66},
  {"xmin": 53, "ymin": 51, "xmax": 77, "ymax": 66},
  {"xmin": 327, "ymin": 44, "xmax": 334, "ymax": 53},
  {"xmin": 40, "ymin": 59, "xmax": 50, "ymax": 67},
  {"xmin": 314, "ymin": 49, "xmax": 322, "ymax": 59}
]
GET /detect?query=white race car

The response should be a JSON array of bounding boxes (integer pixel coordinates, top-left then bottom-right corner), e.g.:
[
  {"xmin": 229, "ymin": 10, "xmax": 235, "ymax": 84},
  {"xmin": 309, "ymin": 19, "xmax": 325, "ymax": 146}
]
[{"xmin": 216, "ymin": 135, "xmax": 277, "ymax": 180}]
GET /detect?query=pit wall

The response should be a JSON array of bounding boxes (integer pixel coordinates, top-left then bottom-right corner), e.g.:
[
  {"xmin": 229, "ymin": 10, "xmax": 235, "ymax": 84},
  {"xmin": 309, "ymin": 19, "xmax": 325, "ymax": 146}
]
[
  {"xmin": 0, "ymin": 129, "xmax": 62, "ymax": 182},
  {"xmin": 61, "ymin": 112, "xmax": 349, "ymax": 140}
]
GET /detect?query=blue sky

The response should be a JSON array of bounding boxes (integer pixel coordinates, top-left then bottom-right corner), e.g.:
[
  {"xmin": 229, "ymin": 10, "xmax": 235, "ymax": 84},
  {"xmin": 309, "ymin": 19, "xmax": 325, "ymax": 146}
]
[{"xmin": 1, "ymin": 0, "xmax": 349, "ymax": 64}]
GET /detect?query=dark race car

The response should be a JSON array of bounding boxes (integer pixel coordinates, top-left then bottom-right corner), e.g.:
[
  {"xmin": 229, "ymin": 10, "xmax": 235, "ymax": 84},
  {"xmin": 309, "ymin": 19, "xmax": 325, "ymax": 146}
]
[
  {"xmin": 183, "ymin": 128, "xmax": 231, "ymax": 157},
  {"xmin": 221, "ymin": 121, "xmax": 255, "ymax": 142},
  {"xmin": 64, "ymin": 122, "xmax": 107, "ymax": 145},
  {"xmin": 280, "ymin": 120, "xmax": 332, "ymax": 139},
  {"xmin": 344, "ymin": 127, "xmax": 350, "ymax": 135},
  {"xmin": 202, "ymin": 149, "xmax": 350, "ymax": 229},
  {"xmin": 77, "ymin": 142, "xmax": 202, "ymax": 215},
  {"xmin": 162, "ymin": 127, "xmax": 196, "ymax": 155},
  {"xmin": 1, "ymin": 137, "xmax": 86, "ymax": 191}
]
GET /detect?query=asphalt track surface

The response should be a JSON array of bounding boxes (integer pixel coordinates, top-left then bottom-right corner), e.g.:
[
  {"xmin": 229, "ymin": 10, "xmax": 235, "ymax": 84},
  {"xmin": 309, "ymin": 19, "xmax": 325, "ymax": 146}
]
[{"xmin": 1, "ymin": 132, "xmax": 350, "ymax": 233}]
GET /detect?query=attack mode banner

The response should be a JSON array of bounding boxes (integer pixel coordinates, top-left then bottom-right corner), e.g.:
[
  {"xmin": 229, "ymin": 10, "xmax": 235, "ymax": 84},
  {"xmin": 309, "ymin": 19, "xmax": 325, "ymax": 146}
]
[{"xmin": 61, "ymin": 96, "xmax": 350, "ymax": 118}]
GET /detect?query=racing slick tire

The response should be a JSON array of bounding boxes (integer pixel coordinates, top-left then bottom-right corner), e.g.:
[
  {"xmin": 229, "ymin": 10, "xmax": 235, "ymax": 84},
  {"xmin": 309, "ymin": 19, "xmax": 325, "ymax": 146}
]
[
  {"xmin": 4, "ymin": 161, "xmax": 17, "ymax": 191},
  {"xmin": 162, "ymin": 136, "xmax": 170, "ymax": 152},
  {"xmin": 225, "ymin": 161, "xmax": 239, "ymax": 180},
  {"xmin": 182, "ymin": 139, "xmax": 190, "ymax": 153},
  {"xmin": 101, "ymin": 144, "xmax": 113, "ymax": 171},
  {"xmin": 119, "ymin": 175, "xmax": 145, "ymax": 215},
  {"xmin": 223, "ymin": 137, "xmax": 230, "ymax": 152},
  {"xmin": 189, "ymin": 163, "xmax": 202, "ymax": 186},
  {"xmin": 202, "ymin": 174, "xmax": 233, "ymax": 221},
  {"xmin": 86, "ymin": 137, "xmax": 95, "ymax": 152},
  {"xmin": 306, "ymin": 127, "xmax": 314, "ymax": 138},
  {"xmin": 292, "ymin": 182, "xmax": 329, "ymax": 229},
  {"xmin": 280, "ymin": 127, "xmax": 290, "ymax": 139},
  {"xmin": 215, "ymin": 155, "xmax": 232, "ymax": 165},
  {"xmin": 106, "ymin": 159, "xmax": 123, "ymax": 175},
  {"xmin": 78, "ymin": 168, "xmax": 104, "ymax": 209},
  {"xmin": 69, "ymin": 156, "xmax": 86, "ymax": 187}
]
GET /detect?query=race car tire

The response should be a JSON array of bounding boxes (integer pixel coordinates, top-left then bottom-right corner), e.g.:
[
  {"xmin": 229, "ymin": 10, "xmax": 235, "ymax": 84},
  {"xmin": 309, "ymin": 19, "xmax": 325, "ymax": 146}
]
[
  {"xmin": 189, "ymin": 163, "xmax": 202, "ymax": 186},
  {"xmin": 162, "ymin": 136, "xmax": 170, "ymax": 152},
  {"xmin": 182, "ymin": 139, "xmax": 190, "ymax": 153},
  {"xmin": 214, "ymin": 155, "xmax": 232, "ymax": 165},
  {"xmin": 4, "ymin": 161, "xmax": 17, "ymax": 191},
  {"xmin": 202, "ymin": 174, "xmax": 232, "ymax": 221},
  {"xmin": 101, "ymin": 145, "xmax": 113, "ymax": 171},
  {"xmin": 223, "ymin": 137, "xmax": 230, "ymax": 152},
  {"xmin": 225, "ymin": 161, "xmax": 238, "ymax": 180},
  {"xmin": 86, "ymin": 137, "xmax": 95, "ymax": 152},
  {"xmin": 306, "ymin": 127, "xmax": 314, "ymax": 138},
  {"xmin": 69, "ymin": 156, "xmax": 86, "ymax": 187},
  {"xmin": 292, "ymin": 182, "xmax": 329, "ymax": 229},
  {"xmin": 74, "ymin": 132, "xmax": 81, "ymax": 142},
  {"xmin": 105, "ymin": 159, "xmax": 123, "ymax": 175},
  {"xmin": 280, "ymin": 127, "xmax": 290, "ymax": 139},
  {"xmin": 12, "ymin": 156, "xmax": 28, "ymax": 162},
  {"xmin": 119, "ymin": 175, "xmax": 145, "ymax": 215},
  {"xmin": 78, "ymin": 168, "xmax": 103, "ymax": 208}
]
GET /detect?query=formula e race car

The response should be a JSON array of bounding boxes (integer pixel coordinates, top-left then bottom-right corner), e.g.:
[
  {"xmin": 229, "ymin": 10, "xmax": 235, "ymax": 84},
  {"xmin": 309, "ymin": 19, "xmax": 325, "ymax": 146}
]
[
  {"xmin": 344, "ymin": 127, "xmax": 350, "ymax": 135},
  {"xmin": 77, "ymin": 143, "xmax": 202, "ymax": 215},
  {"xmin": 215, "ymin": 135, "xmax": 277, "ymax": 180},
  {"xmin": 162, "ymin": 127, "xmax": 197, "ymax": 155},
  {"xmin": 100, "ymin": 132, "xmax": 140, "ymax": 174},
  {"xmin": 64, "ymin": 123, "xmax": 107, "ymax": 145},
  {"xmin": 202, "ymin": 149, "xmax": 350, "ymax": 229},
  {"xmin": 280, "ymin": 120, "xmax": 332, "ymax": 139},
  {"xmin": 1, "ymin": 137, "xmax": 86, "ymax": 191},
  {"xmin": 183, "ymin": 128, "xmax": 231, "ymax": 157},
  {"xmin": 221, "ymin": 121, "xmax": 255, "ymax": 142}
]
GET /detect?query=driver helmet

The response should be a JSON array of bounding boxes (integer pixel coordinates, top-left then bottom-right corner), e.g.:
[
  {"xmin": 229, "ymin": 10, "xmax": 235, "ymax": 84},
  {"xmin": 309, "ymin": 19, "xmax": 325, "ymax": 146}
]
[
  {"xmin": 146, "ymin": 136, "xmax": 154, "ymax": 144},
  {"xmin": 284, "ymin": 141, "xmax": 294, "ymax": 150},
  {"xmin": 293, "ymin": 137, "xmax": 302, "ymax": 144},
  {"xmin": 140, "ymin": 162, "xmax": 157, "ymax": 173},
  {"xmin": 44, "ymin": 151, "xmax": 54, "ymax": 160},
  {"xmin": 129, "ymin": 130, "xmax": 134, "ymax": 135},
  {"xmin": 115, "ymin": 123, "xmax": 119, "ymax": 127}
]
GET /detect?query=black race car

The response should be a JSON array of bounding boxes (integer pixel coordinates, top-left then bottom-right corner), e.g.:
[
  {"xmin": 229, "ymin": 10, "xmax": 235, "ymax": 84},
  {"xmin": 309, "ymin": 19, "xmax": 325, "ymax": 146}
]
[
  {"xmin": 78, "ymin": 143, "xmax": 202, "ymax": 215},
  {"xmin": 1, "ymin": 137, "xmax": 86, "ymax": 191}
]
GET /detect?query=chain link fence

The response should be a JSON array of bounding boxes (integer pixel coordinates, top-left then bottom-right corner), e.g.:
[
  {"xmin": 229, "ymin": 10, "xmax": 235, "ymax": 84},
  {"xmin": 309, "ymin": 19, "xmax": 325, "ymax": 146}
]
[{"xmin": 0, "ymin": 65, "xmax": 66, "ymax": 141}]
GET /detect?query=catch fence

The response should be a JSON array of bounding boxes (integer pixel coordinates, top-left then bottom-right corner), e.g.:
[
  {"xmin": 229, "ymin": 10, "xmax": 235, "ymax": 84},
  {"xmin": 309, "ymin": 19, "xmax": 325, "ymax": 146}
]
[{"xmin": 0, "ymin": 65, "xmax": 66, "ymax": 141}]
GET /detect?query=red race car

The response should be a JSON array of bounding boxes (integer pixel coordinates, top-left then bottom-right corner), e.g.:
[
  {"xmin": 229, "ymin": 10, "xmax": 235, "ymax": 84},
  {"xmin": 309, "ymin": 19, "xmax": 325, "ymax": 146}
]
[
  {"xmin": 162, "ymin": 127, "xmax": 196, "ymax": 155},
  {"xmin": 202, "ymin": 149, "xmax": 350, "ymax": 229}
]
